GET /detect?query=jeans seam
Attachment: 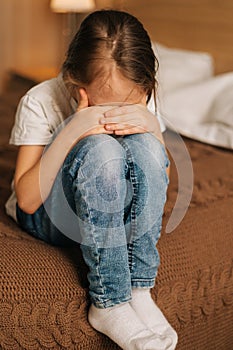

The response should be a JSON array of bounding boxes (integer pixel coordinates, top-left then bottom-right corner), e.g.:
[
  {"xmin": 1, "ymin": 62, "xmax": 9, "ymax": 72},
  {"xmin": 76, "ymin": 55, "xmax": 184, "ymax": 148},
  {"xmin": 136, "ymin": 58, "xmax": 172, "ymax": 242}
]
[
  {"xmin": 78, "ymin": 165, "xmax": 106, "ymax": 299},
  {"xmin": 128, "ymin": 243, "xmax": 133, "ymax": 271},
  {"xmin": 120, "ymin": 139, "xmax": 138, "ymax": 273}
]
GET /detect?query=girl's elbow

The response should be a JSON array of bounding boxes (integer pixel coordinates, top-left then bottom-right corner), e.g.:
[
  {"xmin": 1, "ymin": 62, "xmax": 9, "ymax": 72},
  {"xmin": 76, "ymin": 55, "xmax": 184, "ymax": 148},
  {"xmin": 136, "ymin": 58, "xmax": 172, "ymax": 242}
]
[{"xmin": 17, "ymin": 198, "xmax": 39, "ymax": 215}]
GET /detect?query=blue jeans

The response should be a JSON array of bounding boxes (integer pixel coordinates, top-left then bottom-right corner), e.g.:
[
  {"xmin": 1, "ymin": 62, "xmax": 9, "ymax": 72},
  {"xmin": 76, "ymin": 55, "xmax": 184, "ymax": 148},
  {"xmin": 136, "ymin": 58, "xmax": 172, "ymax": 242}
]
[{"xmin": 17, "ymin": 133, "xmax": 169, "ymax": 308}]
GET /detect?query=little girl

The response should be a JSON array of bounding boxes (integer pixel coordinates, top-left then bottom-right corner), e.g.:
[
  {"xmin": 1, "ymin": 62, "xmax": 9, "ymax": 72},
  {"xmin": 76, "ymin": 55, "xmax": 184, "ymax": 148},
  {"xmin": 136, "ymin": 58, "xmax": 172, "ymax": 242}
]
[{"xmin": 6, "ymin": 10, "xmax": 177, "ymax": 350}]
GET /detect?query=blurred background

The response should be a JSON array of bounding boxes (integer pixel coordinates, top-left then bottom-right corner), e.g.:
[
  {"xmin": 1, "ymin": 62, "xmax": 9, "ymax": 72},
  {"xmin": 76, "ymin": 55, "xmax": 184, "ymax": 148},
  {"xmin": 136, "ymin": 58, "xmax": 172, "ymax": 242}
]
[
  {"xmin": 0, "ymin": 0, "xmax": 126, "ymax": 92},
  {"xmin": 0, "ymin": 0, "xmax": 232, "ymax": 93}
]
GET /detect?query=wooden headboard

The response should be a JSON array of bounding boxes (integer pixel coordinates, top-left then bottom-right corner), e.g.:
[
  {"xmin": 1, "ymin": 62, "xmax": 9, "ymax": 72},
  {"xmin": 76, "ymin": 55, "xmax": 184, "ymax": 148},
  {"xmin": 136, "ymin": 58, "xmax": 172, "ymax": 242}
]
[{"xmin": 121, "ymin": 0, "xmax": 233, "ymax": 74}]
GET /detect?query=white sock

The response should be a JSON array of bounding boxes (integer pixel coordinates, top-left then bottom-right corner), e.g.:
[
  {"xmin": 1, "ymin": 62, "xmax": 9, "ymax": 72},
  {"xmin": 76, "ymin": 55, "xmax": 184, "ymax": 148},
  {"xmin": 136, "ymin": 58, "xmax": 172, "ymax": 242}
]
[
  {"xmin": 130, "ymin": 289, "xmax": 178, "ymax": 350},
  {"xmin": 88, "ymin": 302, "xmax": 173, "ymax": 350}
]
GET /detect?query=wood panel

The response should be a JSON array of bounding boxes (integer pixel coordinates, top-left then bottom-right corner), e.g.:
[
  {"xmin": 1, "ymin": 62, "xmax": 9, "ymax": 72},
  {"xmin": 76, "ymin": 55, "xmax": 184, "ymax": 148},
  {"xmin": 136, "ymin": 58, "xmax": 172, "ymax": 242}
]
[
  {"xmin": 0, "ymin": 0, "xmax": 114, "ymax": 92},
  {"xmin": 122, "ymin": 0, "xmax": 233, "ymax": 74},
  {"xmin": 0, "ymin": 0, "xmax": 63, "ymax": 92}
]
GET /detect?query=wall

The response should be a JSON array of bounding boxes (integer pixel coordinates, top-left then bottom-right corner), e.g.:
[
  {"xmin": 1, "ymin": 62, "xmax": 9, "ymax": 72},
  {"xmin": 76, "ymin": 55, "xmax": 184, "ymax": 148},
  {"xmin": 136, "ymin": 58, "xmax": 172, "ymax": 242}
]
[
  {"xmin": 0, "ymin": 0, "xmax": 232, "ymax": 92},
  {"xmin": 123, "ymin": 0, "xmax": 233, "ymax": 74},
  {"xmin": 0, "ymin": 0, "xmax": 65, "ymax": 91},
  {"xmin": 0, "ymin": 0, "xmax": 120, "ymax": 92}
]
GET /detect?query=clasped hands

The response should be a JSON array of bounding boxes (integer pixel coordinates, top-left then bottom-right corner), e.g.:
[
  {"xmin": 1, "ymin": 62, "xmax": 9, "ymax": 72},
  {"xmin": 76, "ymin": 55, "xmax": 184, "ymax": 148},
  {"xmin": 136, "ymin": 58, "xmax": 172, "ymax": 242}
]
[{"xmin": 70, "ymin": 88, "xmax": 163, "ymax": 143}]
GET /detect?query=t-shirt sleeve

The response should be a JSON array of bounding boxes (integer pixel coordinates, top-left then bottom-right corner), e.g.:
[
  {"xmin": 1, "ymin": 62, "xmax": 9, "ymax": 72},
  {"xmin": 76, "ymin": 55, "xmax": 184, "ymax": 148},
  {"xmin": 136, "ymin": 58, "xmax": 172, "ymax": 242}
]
[
  {"xmin": 9, "ymin": 94, "xmax": 53, "ymax": 145},
  {"xmin": 147, "ymin": 96, "xmax": 166, "ymax": 133}
]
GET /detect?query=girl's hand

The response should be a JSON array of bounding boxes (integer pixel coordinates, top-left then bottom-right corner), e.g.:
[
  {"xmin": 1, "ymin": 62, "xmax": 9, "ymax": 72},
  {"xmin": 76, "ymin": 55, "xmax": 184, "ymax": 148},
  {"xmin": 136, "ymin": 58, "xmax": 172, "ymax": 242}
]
[
  {"xmin": 69, "ymin": 88, "xmax": 114, "ymax": 141},
  {"xmin": 99, "ymin": 103, "xmax": 164, "ymax": 142}
]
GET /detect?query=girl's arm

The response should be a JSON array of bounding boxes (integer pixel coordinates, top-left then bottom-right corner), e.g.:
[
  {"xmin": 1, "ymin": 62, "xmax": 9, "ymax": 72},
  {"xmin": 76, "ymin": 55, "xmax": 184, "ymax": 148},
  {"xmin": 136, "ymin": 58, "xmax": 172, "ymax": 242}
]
[
  {"xmin": 14, "ymin": 126, "xmax": 79, "ymax": 214},
  {"xmin": 14, "ymin": 89, "xmax": 112, "ymax": 214},
  {"xmin": 14, "ymin": 145, "xmax": 45, "ymax": 214}
]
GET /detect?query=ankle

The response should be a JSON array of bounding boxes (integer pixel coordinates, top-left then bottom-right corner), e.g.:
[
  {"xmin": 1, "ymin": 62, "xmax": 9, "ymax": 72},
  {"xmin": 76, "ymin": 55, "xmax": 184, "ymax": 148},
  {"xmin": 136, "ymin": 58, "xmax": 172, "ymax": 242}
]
[{"xmin": 132, "ymin": 287, "xmax": 151, "ymax": 295}]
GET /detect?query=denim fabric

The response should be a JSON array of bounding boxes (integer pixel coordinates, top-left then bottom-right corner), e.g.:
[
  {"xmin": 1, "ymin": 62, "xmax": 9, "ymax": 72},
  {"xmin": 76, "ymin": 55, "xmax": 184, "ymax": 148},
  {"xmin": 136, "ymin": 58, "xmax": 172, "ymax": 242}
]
[{"xmin": 17, "ymin": 133, "xmax": 169, "ymax": 308}]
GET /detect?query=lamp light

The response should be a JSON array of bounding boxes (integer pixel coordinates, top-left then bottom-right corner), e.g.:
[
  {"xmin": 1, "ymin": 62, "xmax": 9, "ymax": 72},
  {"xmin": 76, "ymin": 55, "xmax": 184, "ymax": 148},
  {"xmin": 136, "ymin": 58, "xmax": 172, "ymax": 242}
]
[
  {"xmin": 51, "ymin": 0, "xmax": 96, "ymax": 58},
  {"xmin": 50, "ymin": 0, "xmax": 96, "ymax": 13}
]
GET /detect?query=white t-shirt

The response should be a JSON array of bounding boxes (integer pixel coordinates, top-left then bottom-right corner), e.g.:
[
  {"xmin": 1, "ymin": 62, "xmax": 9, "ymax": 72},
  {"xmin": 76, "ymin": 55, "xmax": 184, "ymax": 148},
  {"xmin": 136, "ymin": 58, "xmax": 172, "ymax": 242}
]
[{"xmin": 5, "ymin": 73, "xmax": 165, "ymax": 221}]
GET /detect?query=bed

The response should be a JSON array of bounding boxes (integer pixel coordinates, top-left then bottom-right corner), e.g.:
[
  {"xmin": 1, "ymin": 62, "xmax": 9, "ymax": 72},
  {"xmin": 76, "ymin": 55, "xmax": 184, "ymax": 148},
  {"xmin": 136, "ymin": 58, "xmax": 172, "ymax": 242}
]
[{"xmin": 0, "ymin": 1, "xmax": 233, "ymax": 349}]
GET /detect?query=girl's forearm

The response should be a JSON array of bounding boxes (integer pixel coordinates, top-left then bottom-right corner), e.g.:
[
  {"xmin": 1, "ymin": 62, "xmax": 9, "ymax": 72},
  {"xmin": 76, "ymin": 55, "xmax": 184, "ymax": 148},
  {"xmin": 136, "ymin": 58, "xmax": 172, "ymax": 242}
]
[{"xmin": 15, "ymin": 123, "xmax": 84, "ymax": 214}]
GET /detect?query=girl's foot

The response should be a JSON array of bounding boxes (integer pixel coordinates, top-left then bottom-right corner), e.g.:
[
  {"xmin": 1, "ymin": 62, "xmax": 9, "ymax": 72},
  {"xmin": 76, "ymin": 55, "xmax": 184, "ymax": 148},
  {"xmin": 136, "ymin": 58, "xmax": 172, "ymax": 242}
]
[
  {"xmin": 130, "ymin": 289, "xmax": 178, "ymax": 350},
  {"xmin": 88, "ymin": 302, "xmax": 173, "ymax": 350}
]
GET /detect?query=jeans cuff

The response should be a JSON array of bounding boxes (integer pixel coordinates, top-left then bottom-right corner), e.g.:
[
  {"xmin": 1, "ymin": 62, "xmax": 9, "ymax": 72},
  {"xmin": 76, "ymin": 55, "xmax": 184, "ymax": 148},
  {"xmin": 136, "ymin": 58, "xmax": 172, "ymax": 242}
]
[
  {"xmin": 131, "ymin": 279, "xmax": 155, "ymax": 289},
  {"xmin": 91, "ymin": 294, "xmax": 132, "ymax": 309}
]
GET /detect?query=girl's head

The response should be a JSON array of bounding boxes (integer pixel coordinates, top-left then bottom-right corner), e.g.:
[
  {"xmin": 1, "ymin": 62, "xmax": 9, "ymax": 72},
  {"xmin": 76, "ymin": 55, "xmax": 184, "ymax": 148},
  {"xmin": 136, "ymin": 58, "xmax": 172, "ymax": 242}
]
[{"xmin": 62, "ymin": 10, "xmax": 158, "ymax": 106}]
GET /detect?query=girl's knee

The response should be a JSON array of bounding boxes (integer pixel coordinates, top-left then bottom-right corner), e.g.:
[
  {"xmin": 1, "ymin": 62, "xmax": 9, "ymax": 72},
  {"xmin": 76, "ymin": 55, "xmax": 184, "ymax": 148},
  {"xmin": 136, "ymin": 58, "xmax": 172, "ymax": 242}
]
[
  {"xmin": 74, "ymin": 134, "xmax": 124, "ymax": 159},
  {"xmin": 66, "ymin": 134, "xmax": 124, "ymax": 164},
  {"xmin": 120, "ymin": 133, "xmax": 169, "ymax": 171},
  {"xmin": 66, "ymin": 134, "xmax": 126, "ymax": 182},
  {"xmin": 83, "ymin": 134, "xmax": 125, "ymax": 164},
  {"xmin": 123, "ymin": 133, "xmax": 161, "ymax": 151}
]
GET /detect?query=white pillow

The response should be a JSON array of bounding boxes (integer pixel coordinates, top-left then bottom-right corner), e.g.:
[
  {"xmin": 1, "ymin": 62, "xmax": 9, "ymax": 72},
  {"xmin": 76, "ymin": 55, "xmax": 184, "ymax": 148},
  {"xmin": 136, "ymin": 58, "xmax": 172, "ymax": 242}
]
[
  {"xmin": 160, "ymin": 72, "xmax": 233, "ymax": 149},
  {"xmin": 153, "ymin": 42, "xmax": 214, "ymax": 93}
]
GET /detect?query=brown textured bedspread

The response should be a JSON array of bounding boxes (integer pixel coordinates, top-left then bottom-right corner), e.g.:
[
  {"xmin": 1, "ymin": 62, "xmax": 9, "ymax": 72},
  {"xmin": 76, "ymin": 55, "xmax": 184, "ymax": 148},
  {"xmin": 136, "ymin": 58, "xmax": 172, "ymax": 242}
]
[{"xmin": 0, "ymin": 74, "xmax": 233, "ymax": 350}]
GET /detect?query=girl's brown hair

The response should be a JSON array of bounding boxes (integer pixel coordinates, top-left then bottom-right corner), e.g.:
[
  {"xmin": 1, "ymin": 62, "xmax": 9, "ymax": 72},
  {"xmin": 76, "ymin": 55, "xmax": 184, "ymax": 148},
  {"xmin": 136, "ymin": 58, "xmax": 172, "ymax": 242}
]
[{"xmin": 62, "ymin": 9, "xmax": 158, "ymax": 103}]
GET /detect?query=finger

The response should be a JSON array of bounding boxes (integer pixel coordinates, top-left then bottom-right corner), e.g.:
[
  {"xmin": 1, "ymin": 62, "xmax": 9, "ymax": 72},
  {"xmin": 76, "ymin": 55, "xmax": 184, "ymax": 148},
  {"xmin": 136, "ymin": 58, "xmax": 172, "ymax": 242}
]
[
  {"xmin": 104, "ymin": 104, "xmax": 145, "ymax": 118},
  {"xmin": 114, "ymin": 127, "xmax": 146, "ymax": 136},
  {"xmin": 100, "ymin": 115, "xmax": 142, "ymax": 125},
  {"xmin": 105, "ymin": 122, "xmax": 147, "ymax": 132},
  {"xmin": 100, "ymin": 116, "xmax": 122, "ymax": 125},
  {"xmin": 79, "ymin": 126, "xmax": 113, "ymax": 140},
  {"xmin": 77, "ymin": 88, "xmax": 89, "ymax": 111}
]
